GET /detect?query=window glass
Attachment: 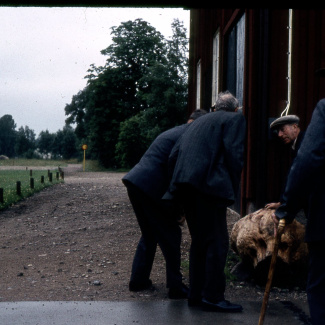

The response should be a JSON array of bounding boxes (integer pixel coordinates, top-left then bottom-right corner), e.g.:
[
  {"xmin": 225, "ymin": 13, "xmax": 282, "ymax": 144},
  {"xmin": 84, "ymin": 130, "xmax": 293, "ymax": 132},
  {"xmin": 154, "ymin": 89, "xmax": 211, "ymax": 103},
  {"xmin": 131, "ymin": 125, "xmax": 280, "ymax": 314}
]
[
  {"xmin": 196, "ymin": 59, "xmax": 201, "ymax": 109},
  {"xmin": 226, "ymin": 14, "xmax": 245, "ymax": 107},
  {"xmin": 212, "ymin": 30, "xmax": 220, "ymax": 107}
]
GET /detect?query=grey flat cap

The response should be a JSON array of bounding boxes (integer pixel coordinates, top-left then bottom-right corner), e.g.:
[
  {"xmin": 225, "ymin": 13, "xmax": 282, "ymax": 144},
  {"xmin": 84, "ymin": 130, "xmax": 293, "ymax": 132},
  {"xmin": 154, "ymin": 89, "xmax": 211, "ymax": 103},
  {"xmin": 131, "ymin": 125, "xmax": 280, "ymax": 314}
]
[{"xmin": 270, "ymin": 115, "xmax": 300, "ymax": 130}]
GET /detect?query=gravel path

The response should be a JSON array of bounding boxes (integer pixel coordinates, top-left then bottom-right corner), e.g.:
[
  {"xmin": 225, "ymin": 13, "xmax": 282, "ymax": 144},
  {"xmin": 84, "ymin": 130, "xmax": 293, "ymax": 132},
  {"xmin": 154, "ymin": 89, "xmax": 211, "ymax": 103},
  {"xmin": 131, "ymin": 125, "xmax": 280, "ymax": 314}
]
[{"xmin": 0, "ymin": 164, "xmax": 308, "ymax": 305}]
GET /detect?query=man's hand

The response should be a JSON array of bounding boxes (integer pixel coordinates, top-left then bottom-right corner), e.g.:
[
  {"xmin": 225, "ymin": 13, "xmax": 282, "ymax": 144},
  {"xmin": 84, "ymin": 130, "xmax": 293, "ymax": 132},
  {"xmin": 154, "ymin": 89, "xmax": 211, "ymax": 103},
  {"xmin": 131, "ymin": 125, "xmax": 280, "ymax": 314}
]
[{"xmin": 265, "ymin": 202, "xmax": 281, "ymax": 209}]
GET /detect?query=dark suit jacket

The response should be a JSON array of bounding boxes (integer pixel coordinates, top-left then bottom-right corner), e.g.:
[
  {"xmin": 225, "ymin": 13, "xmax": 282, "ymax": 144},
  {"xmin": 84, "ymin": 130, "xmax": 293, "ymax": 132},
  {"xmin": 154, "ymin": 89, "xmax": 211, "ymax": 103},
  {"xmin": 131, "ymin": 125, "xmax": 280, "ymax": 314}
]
[
  {"xmin": 275, "ymin": 99, "xmax": 325, "ymax": 242},
  {"xmin": 122, "ymin": 124, "xmax": 189, "ymax": 201},
  {"xmin": 292, "ymin": 130, "xmax": 305, "ymax": 159},
  {"xmin": 278, "ymin": 130, "xmax": 306, "ymax": 202},
  {"xmin": 165, "ymin": 110, "xmax": 246, "ymax": 205}
]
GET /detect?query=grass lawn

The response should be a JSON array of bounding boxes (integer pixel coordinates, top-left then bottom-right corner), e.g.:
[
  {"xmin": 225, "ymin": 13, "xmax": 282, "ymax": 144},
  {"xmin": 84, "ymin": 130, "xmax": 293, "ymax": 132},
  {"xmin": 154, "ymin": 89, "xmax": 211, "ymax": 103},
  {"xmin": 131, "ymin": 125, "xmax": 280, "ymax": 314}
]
[
  {"xmin": 0, "ymin": 160, "xmax": 64, "ymax": 210},
  {"xmin": 0, "ymin": 158, "xmax": 72, "ymax": 168},
  {"xmin": 0, "ymin": 158, "xmax": 128, "ymax": 210}
]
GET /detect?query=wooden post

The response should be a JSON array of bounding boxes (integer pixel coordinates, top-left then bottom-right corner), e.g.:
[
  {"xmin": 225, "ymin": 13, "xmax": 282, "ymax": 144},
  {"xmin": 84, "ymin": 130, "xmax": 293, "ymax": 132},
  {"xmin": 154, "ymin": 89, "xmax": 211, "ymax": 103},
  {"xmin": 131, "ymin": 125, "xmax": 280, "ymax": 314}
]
[
  {"xmin": 61, "ymin": 171, "xmax": 64, "ymax": 180},
  {"xmin": 56, "ymin": 171, "xmax": 59, "ymax": 180},
  {"xmin": 41, "ymin": 175, "xmax": 44, "ymax": 184},
  {"xmin": 16, "ymin": 181, "xmax": 21, "ymax": 195},
  {"xmin": 49, "ymin": 172, "xmax": 52, "ymax": 182},
  {"xmin": 83, "ymin": 149, "xmax": 86, "ymax": 171},
  {"xmin": 30, "ymin": 178, "xmax": 34, "ymax": 189},
  {"xmin": 0, "ymin": 188, "xmax": 3, "ymax": 203}
]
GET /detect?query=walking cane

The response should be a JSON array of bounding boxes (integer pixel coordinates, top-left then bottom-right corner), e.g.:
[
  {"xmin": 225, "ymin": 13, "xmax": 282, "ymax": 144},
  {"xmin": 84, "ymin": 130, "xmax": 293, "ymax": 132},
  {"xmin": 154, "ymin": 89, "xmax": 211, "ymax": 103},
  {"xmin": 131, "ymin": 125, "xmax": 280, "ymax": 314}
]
[{"xmin": 258, "ymin": 218, "xmax": 286, "ymax": 325}]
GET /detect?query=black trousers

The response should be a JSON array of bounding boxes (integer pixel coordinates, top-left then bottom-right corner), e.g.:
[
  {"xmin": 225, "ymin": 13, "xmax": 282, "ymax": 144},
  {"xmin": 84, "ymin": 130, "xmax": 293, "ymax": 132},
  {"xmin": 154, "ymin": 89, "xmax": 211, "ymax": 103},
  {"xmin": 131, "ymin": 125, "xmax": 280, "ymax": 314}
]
[
  {"xmin": 126, "ymin": 183, "xmax": 183, "ymax": 289},
  {"xmin": 180, "ymin": 186, "xmax": 229, "ymax": 302},
  {"xmin": 307, "ymin": 241, "xmax": 325, "ymax": 325}
]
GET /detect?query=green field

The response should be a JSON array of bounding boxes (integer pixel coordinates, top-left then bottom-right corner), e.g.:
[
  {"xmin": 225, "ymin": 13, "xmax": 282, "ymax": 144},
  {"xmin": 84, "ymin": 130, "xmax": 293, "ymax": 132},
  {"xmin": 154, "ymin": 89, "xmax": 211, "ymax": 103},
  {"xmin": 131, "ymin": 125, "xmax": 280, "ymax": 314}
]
[
  {"xmin": 0, "ymin": 158, "xmax": 128, "ymax": 211},
  {"xmin": 0, "ymin": 166, "xmax": 63, "ymax": 211},
  {"xmin": 0, "ymin": 158, "xmax": 71, "ymax": 168}
]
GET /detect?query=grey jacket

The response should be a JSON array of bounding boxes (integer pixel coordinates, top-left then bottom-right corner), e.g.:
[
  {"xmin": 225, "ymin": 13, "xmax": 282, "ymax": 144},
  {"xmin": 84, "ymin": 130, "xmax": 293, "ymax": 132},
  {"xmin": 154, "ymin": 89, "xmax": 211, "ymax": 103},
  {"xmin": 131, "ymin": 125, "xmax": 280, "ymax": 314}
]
[
  {"xmin": 165, "ymin": 110, "xmax": 246, "ymax": 205},
  {"xmin": 122, "ymin": 124, "xmax": 189, "ymax": 201}
]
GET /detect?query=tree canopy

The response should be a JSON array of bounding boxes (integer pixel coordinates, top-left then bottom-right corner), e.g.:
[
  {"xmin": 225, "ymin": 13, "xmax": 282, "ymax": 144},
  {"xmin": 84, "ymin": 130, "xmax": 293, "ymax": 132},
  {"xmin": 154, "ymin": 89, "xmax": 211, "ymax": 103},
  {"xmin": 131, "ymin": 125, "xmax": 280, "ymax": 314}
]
[
  {"xmin": 15, "ymin": 126, "xmax": 36, "ymax": 158},
  {"xmin": 0, "ymin": 115, "xmax": 79, "ymax": 160},
  {"xmin": 65, "ymin": 18, "xmax": 189, "ymax": 168},
  {"xmin": 0, "ymin": 18, "xmax": 189, "ymax": 166},
  {"xmin": 0, "ymin": 115, "xmax": 17, "ymax": 157}
]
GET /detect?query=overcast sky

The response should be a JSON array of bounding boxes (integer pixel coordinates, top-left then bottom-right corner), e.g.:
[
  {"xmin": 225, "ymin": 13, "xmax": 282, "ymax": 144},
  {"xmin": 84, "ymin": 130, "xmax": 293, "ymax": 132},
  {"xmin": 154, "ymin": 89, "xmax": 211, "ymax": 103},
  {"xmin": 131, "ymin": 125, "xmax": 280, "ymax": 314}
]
[{"xmin": 0, "ymin": 6, "xmax": 189, "ymax": 136}]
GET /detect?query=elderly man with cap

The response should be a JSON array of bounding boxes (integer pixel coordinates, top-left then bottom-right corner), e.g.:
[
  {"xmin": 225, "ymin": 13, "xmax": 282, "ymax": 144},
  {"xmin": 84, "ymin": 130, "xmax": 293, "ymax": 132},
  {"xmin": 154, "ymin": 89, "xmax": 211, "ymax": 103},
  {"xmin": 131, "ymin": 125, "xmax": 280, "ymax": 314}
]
[
  {"xmin": 265, "ymin": 114, "xmax": 305, "ymax": 210},
  {"xmin": 271, "ymin": 99, "xmax": 325, "ymax": 324},
  {"xmin": 270, "ymin": 115, "xmax": 301, "ymax": 148}
]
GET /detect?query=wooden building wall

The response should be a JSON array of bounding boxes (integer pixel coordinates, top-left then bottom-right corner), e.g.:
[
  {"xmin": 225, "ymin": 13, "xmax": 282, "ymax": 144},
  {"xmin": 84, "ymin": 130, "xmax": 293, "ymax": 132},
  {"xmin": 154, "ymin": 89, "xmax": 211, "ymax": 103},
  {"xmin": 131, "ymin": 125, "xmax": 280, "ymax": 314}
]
[{"xmin": 188, "ymin": 9, "xmax": 325, "ymax": 215}]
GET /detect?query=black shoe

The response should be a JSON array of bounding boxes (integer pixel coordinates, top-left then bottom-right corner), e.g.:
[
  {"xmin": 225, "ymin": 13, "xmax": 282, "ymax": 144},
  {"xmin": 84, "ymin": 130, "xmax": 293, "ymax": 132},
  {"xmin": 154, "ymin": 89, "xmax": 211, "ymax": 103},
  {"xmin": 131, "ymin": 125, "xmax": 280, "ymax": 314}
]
[
  {"xmin": 188, "ymin": 297, "xmax": 202, "ymax": 307},
  {"xmin": 129, "ymin": 279, "xmax": 152, "ymax": 292},
  {"xmin": 202, "ymin": 298, "xmax": 243, "ymax": 312},
  {"xmin": 168, "ymin": 283, "xmax": 189, "ymax": 299}
]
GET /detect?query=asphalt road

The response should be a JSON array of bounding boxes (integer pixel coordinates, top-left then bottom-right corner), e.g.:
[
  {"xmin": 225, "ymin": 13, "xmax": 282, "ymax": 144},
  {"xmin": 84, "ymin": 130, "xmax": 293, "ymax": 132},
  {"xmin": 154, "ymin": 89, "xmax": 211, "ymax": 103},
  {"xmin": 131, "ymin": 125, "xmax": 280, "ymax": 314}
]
[{"xmin": 0, "ymin": 299, "xmax": 311, "ymax": 325}]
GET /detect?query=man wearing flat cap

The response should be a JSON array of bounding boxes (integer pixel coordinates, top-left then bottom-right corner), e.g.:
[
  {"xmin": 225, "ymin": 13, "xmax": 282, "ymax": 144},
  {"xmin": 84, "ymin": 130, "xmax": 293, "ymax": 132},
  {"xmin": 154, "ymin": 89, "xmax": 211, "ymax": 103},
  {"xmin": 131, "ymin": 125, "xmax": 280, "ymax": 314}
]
[
  {"xmin": 271, "ymin": 70, "xmax": 325, "ymax": 324},
  {"xmin": 265, "ymin": 114, "xmax": 305, "ymax": 209},
  {"xmin": 270, "ymin": 115, "xmax": 301, "ymax": 148}
]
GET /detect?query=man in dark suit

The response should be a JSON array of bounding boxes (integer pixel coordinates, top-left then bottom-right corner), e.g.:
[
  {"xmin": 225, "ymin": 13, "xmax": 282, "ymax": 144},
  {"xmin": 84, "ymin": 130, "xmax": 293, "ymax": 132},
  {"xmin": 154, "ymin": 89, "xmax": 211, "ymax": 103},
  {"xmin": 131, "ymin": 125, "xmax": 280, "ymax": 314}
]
[
  {"xmin": 265, "ymin": 115, "xmax": 305, "ymax": 210},
  {"xmin": 122, "ymin": 109, "xmax": 207, "ymax": 299},
  {"xmin": 164, "ymin": 91, "xmax": 246, "ymax": 312},
  {"xmin": 272, "ymin": 99, "xmax": 325, "ymax": 324}
]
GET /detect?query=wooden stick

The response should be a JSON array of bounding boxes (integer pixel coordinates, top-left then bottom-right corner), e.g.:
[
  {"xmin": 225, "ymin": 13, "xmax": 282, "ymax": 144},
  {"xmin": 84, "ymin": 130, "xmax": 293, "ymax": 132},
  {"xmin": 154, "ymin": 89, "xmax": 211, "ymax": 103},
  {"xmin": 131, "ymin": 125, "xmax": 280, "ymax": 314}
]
[{"xmin": 258, "ymin": 218, "xmax": 286, "ymax": 325}]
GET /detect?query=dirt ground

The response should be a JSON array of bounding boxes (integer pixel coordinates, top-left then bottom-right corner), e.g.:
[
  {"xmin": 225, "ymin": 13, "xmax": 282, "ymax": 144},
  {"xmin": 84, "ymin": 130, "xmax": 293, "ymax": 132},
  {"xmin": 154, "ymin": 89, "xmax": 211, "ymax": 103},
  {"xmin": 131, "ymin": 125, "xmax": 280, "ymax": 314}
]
[{"xmin": 0, "ymin": 164, "xmax": 308, "ymax": 304}]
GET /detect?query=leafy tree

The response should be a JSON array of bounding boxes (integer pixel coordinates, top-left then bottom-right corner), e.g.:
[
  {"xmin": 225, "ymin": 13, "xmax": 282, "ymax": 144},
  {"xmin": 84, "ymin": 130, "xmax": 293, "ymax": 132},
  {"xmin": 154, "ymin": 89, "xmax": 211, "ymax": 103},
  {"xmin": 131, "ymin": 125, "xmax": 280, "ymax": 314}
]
[
  {"xmin": 51, "ymin": 130, "xmax": 64, "ymax": 159},
  {"xmin": 87, "ymin": 18, "xmax": 167, "ymax": 119},
  {"xmin": 65, "ymin": 19, "xmax": 168, "ymax": 168},
  {"xmin": 52, "ymin": 126, "xmax": 78, "ymax": 159},
  {"xmin": 15, "ymin": 126, "xmax": 36, "ymax": 158},
  {"xmin": 115, "ymin": 19, "xmax": 189, "ymax": 167},
  {"xmin": 33, "ymin": 127, "xmax": 78, "ymax": 160},
  {"xmin": 101, "ymin": 18, "xmax": 166, "ymax": 77},
  {"xmin": 65, "ymin": 89, "xmax": 88, "ymax": 140},
  {"xmin": 85, "ymin": 68, "xmax": 125, "ymax": 166},
  {"xmin": 167, "ymin": 19, "xmax": 189, "ymax": 84},
  {"xmin": 115, "ymin": 112, "xmax": 152, "ymax": 168},
  {"xmin": 37, "ymin": 130, "xmax": 55, "ymax": 158},
  {"xmin": 65, "ymin": 18, "xmax": 188, "ymax": 169},
  {"xmin": 0, "ymin": 115, "xmax": 17, "ymax": 157}
]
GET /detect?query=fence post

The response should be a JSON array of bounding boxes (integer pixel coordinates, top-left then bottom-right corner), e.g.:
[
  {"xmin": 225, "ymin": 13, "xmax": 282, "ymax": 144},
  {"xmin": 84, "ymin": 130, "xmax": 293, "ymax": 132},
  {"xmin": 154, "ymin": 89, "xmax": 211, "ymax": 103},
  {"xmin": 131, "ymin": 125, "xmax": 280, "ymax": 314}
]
[
  {"xmin": 30, "ymin": 177, "xmax": 34, "ymax": 189},
  {"xmin": 16, "ymin": 181, "xmax": 21, "ymax": 195},
  {"xmin": 49, "ymin": 172, "xmax": 52, "ymax": 182},
  {"xmin": 0, "ymin": 188, "xmax": 3, "ymax": 203},
  {"xmin": 56, "ymin": 171, "xmax": 59, "ymax": 180},
  {"xmin": 41, "ymin": 175, "xmax": 44, "ymax": 184}
]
